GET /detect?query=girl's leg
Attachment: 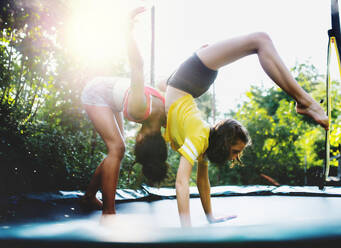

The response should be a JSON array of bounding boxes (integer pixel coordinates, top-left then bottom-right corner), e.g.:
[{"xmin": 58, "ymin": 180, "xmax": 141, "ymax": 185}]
[
  {"xmin": 114, "ymin": 112, "xmax": 124, "ymax": 139},
  {"xmin": 83, "ymin": 105, "xmax": 125, "ymax": 214},
  {"xmin": 81, "ymin": 159, "xmax": 104, "ymax": 210},
  {"xmin": 196, "ymin": 32, "xmax": 329, "ymax": 130}
]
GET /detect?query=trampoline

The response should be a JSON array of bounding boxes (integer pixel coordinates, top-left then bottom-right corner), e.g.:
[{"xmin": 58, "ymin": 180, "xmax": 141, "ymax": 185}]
[
  {"xmin": 1, "ymin": 1, "xmax": 341, "ymax": 248},
  {"xmin": 1, "ymin": 185, "xmax": 341, "ymax": 248}
]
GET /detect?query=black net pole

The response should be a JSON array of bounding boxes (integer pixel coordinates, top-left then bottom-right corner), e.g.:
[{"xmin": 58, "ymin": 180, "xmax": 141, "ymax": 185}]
[
  {"xmin": 320, "ymin": 36, "xmax": 331, "ymax": 190},
  {"xmin": 320, "ymin": 0, "xmax": 341, "ymax": 189},
  {"xmin": 331, "ymin": 0, "xmax": 341, "ymax": 57}
]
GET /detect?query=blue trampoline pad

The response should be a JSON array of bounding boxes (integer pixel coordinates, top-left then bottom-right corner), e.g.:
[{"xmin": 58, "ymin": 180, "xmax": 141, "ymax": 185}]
[{"xmin": 1, "ymin": 185, "xmax": 341, "ymax": 248}]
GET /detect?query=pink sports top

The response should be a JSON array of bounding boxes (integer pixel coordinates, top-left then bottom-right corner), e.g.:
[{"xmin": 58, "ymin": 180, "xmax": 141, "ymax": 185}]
[{"xmin": 123, "ymin": 86, "xmax": 165, "ymax": 123}]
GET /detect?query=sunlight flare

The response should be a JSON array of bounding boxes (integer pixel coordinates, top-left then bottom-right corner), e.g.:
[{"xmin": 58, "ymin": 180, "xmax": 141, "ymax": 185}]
[{"xmin": 65, "ymin": 0, "xmax": 141, "ymax": 67}]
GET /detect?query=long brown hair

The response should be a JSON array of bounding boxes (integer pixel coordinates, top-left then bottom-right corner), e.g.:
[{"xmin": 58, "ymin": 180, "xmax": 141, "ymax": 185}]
[
  {"xmin": 206, "ymin": 119, "xmax": 251, "ymax": 165},
  {"xmin": 134, "ymin": 131, "xmax": 168, "ymax": 184}
]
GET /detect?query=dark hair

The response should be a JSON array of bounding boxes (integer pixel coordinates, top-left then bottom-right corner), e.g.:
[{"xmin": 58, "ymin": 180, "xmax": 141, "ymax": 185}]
[
  {"xmin": 206, "ymin": 119, "xmax": 251, "ymax": 165},
  {"xmin": 134, "ymin": 131, "xmax": 168, "ymax": 184}
]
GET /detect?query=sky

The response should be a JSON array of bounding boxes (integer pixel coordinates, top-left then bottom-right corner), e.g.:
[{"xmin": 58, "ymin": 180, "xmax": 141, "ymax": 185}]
[{"xmin": 68, "ymin": 0, "xmax": 339, "ymax": 117}]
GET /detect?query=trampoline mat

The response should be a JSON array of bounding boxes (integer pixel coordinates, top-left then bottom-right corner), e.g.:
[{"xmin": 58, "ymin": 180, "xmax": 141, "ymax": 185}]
[{"xmin": 1, "ymin": 185, "xmax": 341, "ymax": 248}]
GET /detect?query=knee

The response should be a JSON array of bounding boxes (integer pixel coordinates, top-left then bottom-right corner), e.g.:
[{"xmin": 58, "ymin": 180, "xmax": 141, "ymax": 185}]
[
  {"xmin": 251, "ymin": 32, "xmax": 273, "ymax": 49},
  {"xmin": 107, "ymin": 141, "xmax": 126, "ymax": 161}
]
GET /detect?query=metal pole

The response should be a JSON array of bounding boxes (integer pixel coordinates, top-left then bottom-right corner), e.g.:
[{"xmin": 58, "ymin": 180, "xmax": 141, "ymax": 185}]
[
  {"xmin": 338, "ymin": 145, "xmax": 341, "ymax": 179},
  {"xmin": 325, "ymin": 36, "xmax": 331, "ymax": 182},
  {"xmin": 320, "ymin": 35, "xmax": 331, "ymax": 189},
  {"xmin": 150, "ymin": 5, "xmax": 155, "ymax": 86},
  {"xmin": 212, "ymin": 83, "xmax": 216, "ymax": 124},
  {"xmin": 304, "ymin": 155, "xmax": 307, "ymax": 185}
]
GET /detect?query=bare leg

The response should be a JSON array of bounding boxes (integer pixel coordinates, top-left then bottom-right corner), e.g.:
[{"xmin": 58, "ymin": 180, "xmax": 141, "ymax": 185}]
[
  {"xmin": 114, "ymin": 112, "xmax": 124, "ymax": 138},
  {"xmin": 196, "ymin": 32, "xmax": 329, "ymax": 130},
  {"xmin": 82, "ymin": 105, "xmax": 125, "ymax": 214},
  {"xmin": 81, "ymin": 159, "xmax": 104, "ymax": 210}
]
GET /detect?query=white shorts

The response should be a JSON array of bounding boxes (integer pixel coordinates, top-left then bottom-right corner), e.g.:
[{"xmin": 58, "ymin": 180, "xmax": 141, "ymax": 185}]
[{"xmin": 81, "ymin": 77, "xmax": 130, "ymax": 112}]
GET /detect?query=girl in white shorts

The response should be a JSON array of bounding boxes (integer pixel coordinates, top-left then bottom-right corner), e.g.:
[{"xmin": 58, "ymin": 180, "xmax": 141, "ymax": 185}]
[{"xmin": 80, "ymin": 7, "xmax": 167, "ymax": 221}]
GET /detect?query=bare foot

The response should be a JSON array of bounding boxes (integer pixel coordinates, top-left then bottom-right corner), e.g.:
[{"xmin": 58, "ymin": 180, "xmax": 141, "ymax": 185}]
[
  {"xmin": 296, "ymin": 102, "xmax": 329, "ymax": 130},
  {"xmin": 100, "ymin": 213, "xmax": 117, "ymax": 227},
  {"xmin": 80, "ymin": 194, "xmax": 103, "ymax": 210}
]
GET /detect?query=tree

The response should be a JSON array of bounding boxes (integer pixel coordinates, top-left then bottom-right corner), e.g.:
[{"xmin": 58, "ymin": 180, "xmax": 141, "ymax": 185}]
[{"xmin": 0, "ymin": 0, "xmax": 131, "ymax": 193}]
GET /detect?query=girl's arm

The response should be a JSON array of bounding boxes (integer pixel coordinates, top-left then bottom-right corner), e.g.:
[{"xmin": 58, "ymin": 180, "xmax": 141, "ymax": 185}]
[
  {"xmin": 196, "ymin": 158, "xmax": 213, "ymax": 220},
  {"xmin": 176, "ymin": 156, "xmax": 193, "ymax": 227},
  {"xmin": 126, "ymin": 7, "xmax": 147, "ymax": 119},
  {"xmin": 197, "ymin": 158, "xmax": 237, "ymax": 224},
  {"xmin": 156, "ymin": 78, "xmax": 168, "ymax": 92}
]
